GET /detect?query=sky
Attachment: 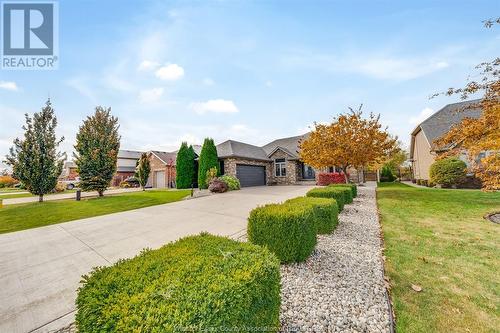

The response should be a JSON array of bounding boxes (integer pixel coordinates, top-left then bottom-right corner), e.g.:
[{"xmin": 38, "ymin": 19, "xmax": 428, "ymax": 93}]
[{"xmin": 0, "ymin": 0, "xmax": 499, "ymax": 168}]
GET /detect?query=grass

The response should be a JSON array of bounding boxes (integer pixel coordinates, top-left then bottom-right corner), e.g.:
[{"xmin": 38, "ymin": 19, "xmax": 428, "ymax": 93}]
[
  {"xmin": 0, "ymin": 187, "xmax": 24, "ymax": 193},
  {"xmin": 0, "ymin": 189, "xmax": 191, "ymax": 234},
  {"xmin": 377, "ymin": 183, "xmax": 500, "ymax": 333},
  {"xmin": 0, "ymin": 189, "xmax": 77, "ymax": 199}
]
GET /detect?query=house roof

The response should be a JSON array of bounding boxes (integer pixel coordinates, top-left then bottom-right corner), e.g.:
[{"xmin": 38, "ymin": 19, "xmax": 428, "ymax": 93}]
[
  {"xmin": 410, "ymin": 99, "xmax": 482, "ymax": 158},
  {"xmin": 118, "ymin": 149, "xmax": 143, "ymax": 159},
  {"xmin": 262, "ymin": 133, "xmax": 309, "ymax": 159},
  {"xmin": 216, "ymin": 140, "xmax": 270, "ymax": 161},
  {"xmin": 151, "ymin": 151, "xmax": 177, "ymax": 165}
]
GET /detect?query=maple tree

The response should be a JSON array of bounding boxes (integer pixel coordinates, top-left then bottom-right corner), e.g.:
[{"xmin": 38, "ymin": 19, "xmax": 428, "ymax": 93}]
[
  {"xmin": 433, "ymin": 18, "xmax": 500, "ymax": 191},
  {"xmin": 300, "ymin": 106, "xmax": 398, "ymax": 183}
]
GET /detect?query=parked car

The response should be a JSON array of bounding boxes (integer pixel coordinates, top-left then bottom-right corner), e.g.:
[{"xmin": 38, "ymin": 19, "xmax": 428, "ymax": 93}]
[
  {"xmin": 60, "ymin": 177, "xmax": 80, "ymax": 190},
  {"xmin": 120, "ymin": 176, "xmax": 140, "ymax": 188}
]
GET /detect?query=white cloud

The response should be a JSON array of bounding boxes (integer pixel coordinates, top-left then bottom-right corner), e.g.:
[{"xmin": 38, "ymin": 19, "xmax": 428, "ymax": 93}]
[
  {"xmin": 203, "ymin": 78, "xmax": 215, "ymax": 86},
  {"xmin": 0, "ymin": 81, "xmax": 18, "ymax": 91},
  {"xmin": 139, "ymin": 87, "xmax": 164, "ymax": 103},
  {"xmin": 409, "ymin": 107, "xmax": 434, "ymax": 125},
  {"xmin": 189, "ymin": 99, "xmax": 239, "ymax": 114},
  {"xmin": 282, "ymin": 51, "xmax": 451, "ymax": 81},
  {"xmin": 155, "ymin": 63, "xmax": 184, "ymax": 81},
  {"xmin": 137, "ymin": 60, "xmax": 160, "ymax": 71}
]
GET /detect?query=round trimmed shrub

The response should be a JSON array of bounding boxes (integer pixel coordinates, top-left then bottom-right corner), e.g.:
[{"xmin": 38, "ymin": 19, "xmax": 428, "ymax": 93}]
[
  {"xmin": 329, "ymin": 183, "xmax": 357, "ymax": 198},
  {"xmin": 430, "ymin": 157, "xmax": 467, "ymax": 187},
  {"xmin": 306, "ymin": 187, "xmax": 346, "ymax": 211},
  {"xmin": 76, "ymin": 233, "xmax": 281, "ymax": 332},
  {"xmin": 285, "ymin": 196, "xmax": 339, "ymax": 234},
  {"xmin": 247, "ymin": 203, "xmax": 317, "ymax": 263},
  {"xmin": 220, "ymin": 175, "xmax": 241, "ymax": 190}
]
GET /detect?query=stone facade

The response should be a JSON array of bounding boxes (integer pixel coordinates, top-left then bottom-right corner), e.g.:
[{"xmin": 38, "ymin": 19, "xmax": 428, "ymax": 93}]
[
  {"xmin": 268, "ymin": 149, "xmax": 299, "ymax": 185},
  {"xmin": 223, "ymin": 157, "xmax": 272, "ymax": 184}
]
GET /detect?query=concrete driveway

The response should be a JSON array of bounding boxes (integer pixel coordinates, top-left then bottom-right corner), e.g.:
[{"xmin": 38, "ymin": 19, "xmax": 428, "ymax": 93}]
[{"xmin": 0, "ymin": 185, "xmax": 314, "ymax": 333}]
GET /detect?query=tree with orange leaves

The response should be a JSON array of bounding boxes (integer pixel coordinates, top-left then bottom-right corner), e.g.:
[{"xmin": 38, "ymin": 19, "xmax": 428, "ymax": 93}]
[
  {"xmin": 299, "ymin": 106, "xmax": 398, "ymax": 183},
  {"xmin": 433, "ymin": 19, "xmax": 499, "ymax": 191}
]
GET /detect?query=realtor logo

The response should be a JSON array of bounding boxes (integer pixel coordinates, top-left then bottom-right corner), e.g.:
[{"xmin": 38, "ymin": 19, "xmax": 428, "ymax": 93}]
[{"xmin": 1, "ymin": 1, "xmax": 58, "ymax": 69}]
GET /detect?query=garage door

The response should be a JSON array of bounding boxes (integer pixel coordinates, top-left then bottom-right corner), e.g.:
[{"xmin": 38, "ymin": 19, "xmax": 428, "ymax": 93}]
[
  {"xmin": 236, "ymin": 164, "xmax": 266, "ymax": 187},
  {"xmin": 155, "ymin": 171, "xmax": 165, "ymax": 188}
]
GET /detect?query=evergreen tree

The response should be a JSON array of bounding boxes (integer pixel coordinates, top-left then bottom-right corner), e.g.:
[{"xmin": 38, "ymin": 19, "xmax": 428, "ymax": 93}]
[
  {"xmin": 135, "ymin": 153, "xmax": 151, "ymax": 190},
  {"xmin": 5, "ymin": 99, "xmax": 65, "ymax": 202},
  {"xmin": 198, "ymin": 138, "xmax": 219, "ymax": 189},
  {"xmin": 175, "ymin": 142, "xmax": 195, "ymax": 189},
  {"xmin": 74, "ymin": 107, "xmax": 120, "ymax": 196},
  {"xmin": 187, "ymin": 145, "xmax": 197, "ymax": 185}
]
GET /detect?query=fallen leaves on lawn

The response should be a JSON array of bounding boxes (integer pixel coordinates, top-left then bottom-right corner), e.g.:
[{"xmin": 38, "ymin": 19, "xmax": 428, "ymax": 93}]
[{"xmin": 411, "ymin": 284, "xmax": 423, "ymax": 292}]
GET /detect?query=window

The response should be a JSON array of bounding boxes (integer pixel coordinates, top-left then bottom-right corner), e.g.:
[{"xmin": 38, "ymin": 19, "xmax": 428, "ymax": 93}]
[{"xmin": 275, "ymin": 158, "xmax": 286, "ymax": 177}]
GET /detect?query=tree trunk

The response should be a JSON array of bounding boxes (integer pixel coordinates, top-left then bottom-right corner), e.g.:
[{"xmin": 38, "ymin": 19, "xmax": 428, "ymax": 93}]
[
  {"xmin": 98, "ymin": 190, "xmax": 103, "ymax": 197},
  {"xmin": 38, "ymin": 194, "xmax": 43, "ymax": 202},
  {"xmin": 343, "ymin": 166, "xmax": 349, "ymax": 184}
]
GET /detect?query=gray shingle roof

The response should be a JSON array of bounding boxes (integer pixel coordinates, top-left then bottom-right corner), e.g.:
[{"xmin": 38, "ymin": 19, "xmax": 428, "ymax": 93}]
[
  {"xmin": 216, "ymin": 140, "xmax": 270, "ymax": 161},
  {"xmin": 117, "ymin": 150, "xmax": 143, "ymax": 159},
  {"xmin": 414, "ymin": 99, "xmax": 482, "ymax": 148},
  {"xmin": 151, "ymin": 151, "xmax": 177, "ymax": 165},
  {"xmin": 262, "ymin": 133, "xmax": 309, "ymax": 159}
]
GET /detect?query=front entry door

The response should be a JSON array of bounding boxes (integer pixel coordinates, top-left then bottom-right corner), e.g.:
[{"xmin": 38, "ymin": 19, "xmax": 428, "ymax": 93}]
[{"xmin": 303, "ymin": 163, "xmax": 315, "ymax": 180}]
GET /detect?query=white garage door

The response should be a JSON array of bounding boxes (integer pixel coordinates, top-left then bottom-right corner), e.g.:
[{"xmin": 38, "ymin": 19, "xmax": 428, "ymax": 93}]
[{"xmin": 155, "ymin": 171, "xmax": 165, "ymax": 188}]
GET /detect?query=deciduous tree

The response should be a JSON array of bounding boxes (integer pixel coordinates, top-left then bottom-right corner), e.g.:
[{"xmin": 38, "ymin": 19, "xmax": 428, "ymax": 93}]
[
  {"xmin": 432, "ymin": 18, "xmax": 499, "ymax": 191},
  {"xmin": 135, "ymin": 153, "xmax": 151, "ymax": 191},
  {"xmin": 5, "ymin": 99, "xmax": 65, "ymax": 202},
  {"xmin": 198, "ymin": 138, "xmax": 219, "ymax": 189},
  {"xmin": 74, "ymin": 107, "xmax": 120, "ymax": 196},
  {"xmin": 300, "ymin": 106, "xmax": 398, "ymax": 183}
]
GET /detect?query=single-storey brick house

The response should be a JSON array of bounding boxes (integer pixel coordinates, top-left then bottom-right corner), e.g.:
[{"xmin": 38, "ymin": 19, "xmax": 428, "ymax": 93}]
[
  {"xmin": 112, "ymin": 150, "xmax": 143, "ymax": 186},
  {"xmin": 410, "ymin": 99, "xmax": 482, "ymax": 180},
  {"xmin": 217, "ymin": 134, "xmax": 319, "ymax": 187}
]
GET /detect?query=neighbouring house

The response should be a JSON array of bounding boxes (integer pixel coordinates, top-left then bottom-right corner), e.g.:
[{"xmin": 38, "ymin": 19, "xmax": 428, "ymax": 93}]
[
  {"xmin": 410, "ymin": 99, "xmax": 482, "ymax": 181},
  {"xmin": 60, "ymin": 161, "xmax": 78, "ymax": 180},
  {"xmin": 217, "ymin": 134, "xmax": 321, "ymax": 187},
  {"xmin": 112, "ymin": 150, "xmax": 143, "ymax": 186}
]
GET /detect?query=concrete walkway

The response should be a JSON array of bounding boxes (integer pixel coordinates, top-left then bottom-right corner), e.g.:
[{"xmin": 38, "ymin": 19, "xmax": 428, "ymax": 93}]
[
  {"xmin": 0, "ymin": 185, "xmax": 314, "ymax": 333},
  {"xmin": 2, "ymin": 188, "xmax": 143, "ymax": 205}
]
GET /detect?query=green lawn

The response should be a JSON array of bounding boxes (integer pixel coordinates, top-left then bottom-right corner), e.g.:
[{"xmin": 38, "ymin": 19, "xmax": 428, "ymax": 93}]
[
  {"xmin": 0, "ymin": 189, "xmax": 191, "ymax": 234},
  {"xmin": 0, "ymin": 189, "xmax": 77, "ymax": 199},
  {"xmin": 0, "ymin": 187, "xmax": 24, "ymax": 193},
  {"xmin": 377, "ymin": 183, "xmax": 500, "ymax": 333}
]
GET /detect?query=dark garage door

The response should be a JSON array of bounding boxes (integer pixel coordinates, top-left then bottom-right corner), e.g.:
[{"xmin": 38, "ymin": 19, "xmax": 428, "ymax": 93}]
[{"xmin": 236, "ymin": 164, "xmax": 266, "ymax": 187}]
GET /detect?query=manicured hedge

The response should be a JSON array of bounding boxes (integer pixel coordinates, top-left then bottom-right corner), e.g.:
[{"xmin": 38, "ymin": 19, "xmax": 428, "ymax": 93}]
[
  {"xmin": 317, "ymin": 172, "xmax": 346, "ymax": 185},
  {"xmin": 285, "ymin": 196, "xmax": 339, "ymax": 234},
  {"xmin": 326, "ymin": 186, "xmax": 353, "ymax": 204},
  {"xmin": 76, "ymin": 233, "xmax": 281, "ymax": 332},
  {"xmin": 328, "ymin": 183, "xmax": 357, "ymax": 198},
  {"xmin": 306, "ymin": 187, "xmax": 346, "ymax": 211},
  {"xmin": 430, "ymin": 157, "xmax": 467, "ymax": 187},
  {"xmin": 248, "ymin": 203, "xmax": 316, "ymax": 263}
]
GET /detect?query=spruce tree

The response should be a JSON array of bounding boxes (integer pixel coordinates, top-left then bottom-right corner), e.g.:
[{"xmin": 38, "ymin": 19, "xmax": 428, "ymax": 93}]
[
  {"xmin": 175, "ymin": 142, "xmax": 195, "ymax": 189},
  {"xmin": 135, "ymin": 153, "xmax": 151, "ymax": 190},
  {"xmin": 5, "ymin": 99, "xmax": 65, "ymax": 202},
  {"xmin": 74, "ymin": 107, "xmax": 120, "ymax": 196},
  {"xmin": 198, "ymin": 138, "xmax": 219, "ymax": 189}
]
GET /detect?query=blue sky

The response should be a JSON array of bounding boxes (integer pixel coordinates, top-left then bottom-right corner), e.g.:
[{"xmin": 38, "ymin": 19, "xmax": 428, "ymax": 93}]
[{"xmin": 1, "ymin": 0, "xmax": 499, "ymax": 168}]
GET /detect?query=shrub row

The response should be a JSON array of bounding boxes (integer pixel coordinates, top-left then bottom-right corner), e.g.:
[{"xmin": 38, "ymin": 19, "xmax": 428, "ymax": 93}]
[
  {"xmin": 328, "ymin": 183, "xmax": 357, "ymax": 198},
  {"xmin": 317, "ymin": 172, "xmax": 347, "ymax": 185},
  {"xmin": 306, "ymin": 187, "xmax": 351, "ymax": 211},
  {"xmin": 76, "ymin": 233, "xmax": 281, "ymax": 332},
  {"xmin": 247, "ymin": 203, "xmax": 317, "ymax": 263},
  {"xmin": 285, "ymin": 196, "xmax": 339, "ymax": 234}
]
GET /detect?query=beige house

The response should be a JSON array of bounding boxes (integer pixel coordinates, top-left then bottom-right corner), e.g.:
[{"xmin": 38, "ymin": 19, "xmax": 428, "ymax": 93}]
[{"xmin": 410, "ymin": 99, "xmax": 482, "ymax": 180}]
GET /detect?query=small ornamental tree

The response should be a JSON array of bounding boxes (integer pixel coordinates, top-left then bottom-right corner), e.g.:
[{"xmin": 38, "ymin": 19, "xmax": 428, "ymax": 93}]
[
  {"xmin": 300, "ymin": 106, "xmax": 398, "ymax": 183},
  {"xmin": 135, "ymin": 153, "xmax": 151, "ymax": 190},
  {"xmin": 198, "ymin": 138, "xmax": 219, "ymax": 189},
  {"xmin": 175, "ymin": 142, "xmax": 195, "ymax": 189},
  {"xmin": 5, "ymin": 99, "xmax": 65, "ymax": 202},
  {"xmin": 429, "ymin": 157, "xmax": 467, "ymax": 187},
  {"xmin": 74, "ymin": 107, "xmax": 120, "ymax": 196}
]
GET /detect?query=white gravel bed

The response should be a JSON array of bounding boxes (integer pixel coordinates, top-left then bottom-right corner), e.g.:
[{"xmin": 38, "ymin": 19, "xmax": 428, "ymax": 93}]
[{"xmin": 280, "ymin": 183, "xmax": 391, "ymax": 333}]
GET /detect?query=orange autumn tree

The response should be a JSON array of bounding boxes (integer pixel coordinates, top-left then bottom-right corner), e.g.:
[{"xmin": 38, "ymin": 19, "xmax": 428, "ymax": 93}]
[
  {"xmin": 432, "ymin": 19, "xmax": 500, "ymax": 191},
  {"xmin": 300, "ymin": 106, "xmax": 398, "ymax": 183}
]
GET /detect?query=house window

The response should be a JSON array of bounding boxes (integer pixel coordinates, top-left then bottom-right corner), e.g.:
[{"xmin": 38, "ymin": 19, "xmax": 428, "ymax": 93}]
[{"xmin": 275, "ymin": 158, "xmax": 286, "ymax": 177}]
